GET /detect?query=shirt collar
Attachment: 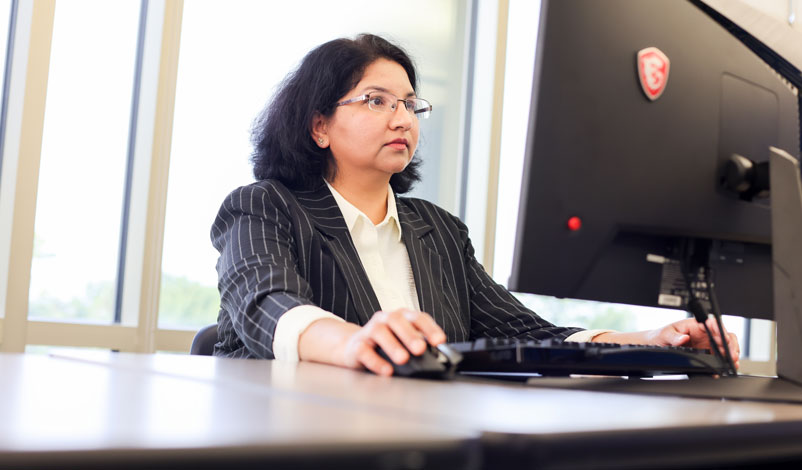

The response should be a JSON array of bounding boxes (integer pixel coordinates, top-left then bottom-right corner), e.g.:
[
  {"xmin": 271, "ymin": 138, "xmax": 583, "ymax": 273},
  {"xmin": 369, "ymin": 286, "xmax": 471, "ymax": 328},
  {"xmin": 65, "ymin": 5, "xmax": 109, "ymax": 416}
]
[{"xmin": 325, "ymin": 180, "xmax": 402, "ymax": 241}]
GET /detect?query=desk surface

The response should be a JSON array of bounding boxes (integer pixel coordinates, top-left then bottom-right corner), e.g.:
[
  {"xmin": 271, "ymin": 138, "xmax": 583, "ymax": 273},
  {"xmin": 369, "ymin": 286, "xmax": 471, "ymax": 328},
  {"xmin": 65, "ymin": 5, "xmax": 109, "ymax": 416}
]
[
  {"xmin": 3, "ymin": 352, "xmax": 802, "ymax": 469},
  {"xmin": 0, "ymin": 353, "xmax": 474, "ymax": 469}
]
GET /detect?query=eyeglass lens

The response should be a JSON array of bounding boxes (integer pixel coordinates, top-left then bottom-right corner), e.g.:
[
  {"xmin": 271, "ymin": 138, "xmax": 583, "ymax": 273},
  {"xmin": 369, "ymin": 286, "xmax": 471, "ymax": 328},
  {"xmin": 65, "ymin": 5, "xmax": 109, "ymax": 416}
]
[{"xmin": 367, "ymin": 92, "xmax": 431, "ymax": 119}]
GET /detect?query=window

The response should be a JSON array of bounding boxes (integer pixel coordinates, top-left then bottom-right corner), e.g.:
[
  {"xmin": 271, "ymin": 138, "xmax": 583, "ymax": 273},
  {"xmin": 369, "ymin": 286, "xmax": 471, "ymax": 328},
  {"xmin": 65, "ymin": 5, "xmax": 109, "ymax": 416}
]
[
  {"xmin": 0, "ymin": 0, "xmax": 13, "ymax": 167},
  {"xmin": 159, "ymin": 0, "xmax": 468, "ymax": 329},
  {"xmin": 28, "ymin": 0, "xmax": 141, "ymax": 323}
]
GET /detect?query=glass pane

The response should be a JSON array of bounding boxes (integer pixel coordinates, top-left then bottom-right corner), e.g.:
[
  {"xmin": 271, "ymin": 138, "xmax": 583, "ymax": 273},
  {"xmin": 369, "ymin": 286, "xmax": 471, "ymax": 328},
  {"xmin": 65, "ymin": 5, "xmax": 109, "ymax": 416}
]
[
  {"xmin": 515, "ymin": 293, "xmax": 746, "ymax": 351},
  {"xmin": 28, "ymin": 0, "xmax": 140, "ymax": 323},
  {"xmin": 0, "ymin": 0, "xmax": 12, "ymax": 148},
  {"xmin": 159, "ymin": 0, "xmax": 466, "ymax": 329}
]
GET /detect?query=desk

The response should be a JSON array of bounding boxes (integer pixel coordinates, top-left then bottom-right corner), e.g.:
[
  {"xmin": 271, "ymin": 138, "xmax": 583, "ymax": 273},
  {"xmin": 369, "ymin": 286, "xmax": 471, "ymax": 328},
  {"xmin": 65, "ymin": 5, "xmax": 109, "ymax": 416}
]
[
  {"xmin": 0, "ymin": 353, "xmax": 475, "ymax": 469},
  {"xmin": 2, "ymin": 352, "xmax": 802, "ymax": 469}
]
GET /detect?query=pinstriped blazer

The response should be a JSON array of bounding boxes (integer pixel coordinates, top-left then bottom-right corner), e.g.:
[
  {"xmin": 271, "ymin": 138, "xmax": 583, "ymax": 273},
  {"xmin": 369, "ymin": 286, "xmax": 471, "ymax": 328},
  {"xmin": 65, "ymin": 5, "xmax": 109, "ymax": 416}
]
[{"xmin": 211, "ymin": 179, "xmax": 582, "ymax": 359}]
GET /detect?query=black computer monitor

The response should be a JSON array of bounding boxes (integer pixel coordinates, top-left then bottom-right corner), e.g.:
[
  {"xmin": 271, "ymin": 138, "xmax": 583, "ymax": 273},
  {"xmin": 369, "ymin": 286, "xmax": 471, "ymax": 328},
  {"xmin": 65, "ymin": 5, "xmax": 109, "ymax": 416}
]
[{"xmin": 509, "ymin": 0, "xmax": 801, "ymax": 321}]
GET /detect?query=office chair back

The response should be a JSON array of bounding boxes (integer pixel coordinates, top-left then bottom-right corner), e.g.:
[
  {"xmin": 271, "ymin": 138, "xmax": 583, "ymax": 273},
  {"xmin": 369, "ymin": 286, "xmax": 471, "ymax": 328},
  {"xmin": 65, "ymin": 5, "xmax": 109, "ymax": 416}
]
[{"xmin": 190, "ymin": 324, "xmax": 218, "ymax": 356}]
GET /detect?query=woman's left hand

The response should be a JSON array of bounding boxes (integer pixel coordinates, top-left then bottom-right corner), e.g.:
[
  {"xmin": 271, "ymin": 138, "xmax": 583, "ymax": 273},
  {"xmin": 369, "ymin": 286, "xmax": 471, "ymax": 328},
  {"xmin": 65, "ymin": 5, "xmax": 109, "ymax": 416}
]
[
  {"xmin": 594, "ymin": 317, "xmax": 740, "ymax": 369},
  {"xmin": 646, "ymin": 317, "xmax": 740, "ymax": 369}
]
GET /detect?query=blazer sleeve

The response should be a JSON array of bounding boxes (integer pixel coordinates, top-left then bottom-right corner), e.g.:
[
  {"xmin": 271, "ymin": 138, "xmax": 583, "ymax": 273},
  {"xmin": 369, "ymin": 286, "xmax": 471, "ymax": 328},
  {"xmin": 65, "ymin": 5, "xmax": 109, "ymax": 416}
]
[
  {"xmin": 211, "ymin": 183, "xmax": 316, "ymax": 359},
  {"xmin": 455, "ymin": 215, "xmax": 584, "ymax": 341}
]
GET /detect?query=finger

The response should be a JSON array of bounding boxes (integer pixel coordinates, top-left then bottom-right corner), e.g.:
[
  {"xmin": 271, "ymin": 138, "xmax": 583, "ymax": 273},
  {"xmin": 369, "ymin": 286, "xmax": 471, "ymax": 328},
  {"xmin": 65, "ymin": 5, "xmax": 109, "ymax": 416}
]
[
  {"xmin": 354, "ymin": 341, "xmax": 394, "ymax": 376},
  {"xmin": 669, "ymin": 333, "xmax": 690, "ymax": 347},
  {"xmin": 704, "ymin": 317, "xmax": 721, "ymax": 337},
  {"xmin": 386, "ymin": 310, "xmax": 428, "ymax": 356},
  {"xmin": 670, "ymin": 317, "xmax": 696, "ymax": 335},
  {"xmin": 704, "ymin": 318, "xmax": 728, "ymax": 348},
  {"xmin": 369, "ymin": 322, "xmax": 410, "ymax": 365},
  {"xmin": 716, "ymin": 326, "xmax": 739, "ymax": 360},
  {"xmin": 726, "ymin": 332, "xmax": 741, "ymax": 362},
  {"xmin": 402, "ymin": 310, "xmax": 447, "ymax": 345},
  {"xmin": 704, "ymin": 319, "xmax": 742, "ymax": 363}
]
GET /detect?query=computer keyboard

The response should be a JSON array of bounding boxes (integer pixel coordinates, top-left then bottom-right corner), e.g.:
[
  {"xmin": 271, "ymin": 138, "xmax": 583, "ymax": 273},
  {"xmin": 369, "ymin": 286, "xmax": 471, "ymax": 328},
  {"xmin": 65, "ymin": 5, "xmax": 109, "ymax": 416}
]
[{"xmin": 448, "ymin": 337, "xmax": 728, "ymax": 377}]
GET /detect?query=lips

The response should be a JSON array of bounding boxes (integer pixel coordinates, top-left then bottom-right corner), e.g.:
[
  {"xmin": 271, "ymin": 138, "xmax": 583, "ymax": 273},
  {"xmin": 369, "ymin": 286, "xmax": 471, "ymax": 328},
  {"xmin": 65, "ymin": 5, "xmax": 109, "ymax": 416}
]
[{"xmin": 386, "ymin": 138, "xmax": 408, "ymax": 150}]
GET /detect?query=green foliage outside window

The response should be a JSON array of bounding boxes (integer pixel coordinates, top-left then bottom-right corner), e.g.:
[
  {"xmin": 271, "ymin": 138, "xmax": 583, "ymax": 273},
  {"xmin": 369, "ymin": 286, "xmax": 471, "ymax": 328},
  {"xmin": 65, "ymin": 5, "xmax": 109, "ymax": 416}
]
[
  {"xmin": 28, "ymin": 275, "xmax": 219, "ymax": 329},
  {"xmin": 157, "ymin": 275, "xmax": 219, "ymax": 328},
  {"xmin": 512, "ymin": 292, "xmax": 686, "ymax": 333}
]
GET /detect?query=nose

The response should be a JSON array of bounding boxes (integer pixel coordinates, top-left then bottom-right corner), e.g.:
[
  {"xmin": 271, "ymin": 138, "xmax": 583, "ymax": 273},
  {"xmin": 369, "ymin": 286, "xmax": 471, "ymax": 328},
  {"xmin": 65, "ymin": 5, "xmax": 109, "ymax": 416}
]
[{"xmin": 389, "ymin": 100, "xmax": 414, "ymax": 130}]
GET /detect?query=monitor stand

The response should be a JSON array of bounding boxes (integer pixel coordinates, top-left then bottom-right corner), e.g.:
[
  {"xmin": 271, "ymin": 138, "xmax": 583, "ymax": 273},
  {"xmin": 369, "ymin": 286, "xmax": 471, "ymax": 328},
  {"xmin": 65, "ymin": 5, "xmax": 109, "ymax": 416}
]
[
  {"xmin": 769, "ymin": 146, "xmax": 802, "ymax": 388},
  {"xmin": 525, "ymin": 147, "xmax": 802, "ymax": 403}
]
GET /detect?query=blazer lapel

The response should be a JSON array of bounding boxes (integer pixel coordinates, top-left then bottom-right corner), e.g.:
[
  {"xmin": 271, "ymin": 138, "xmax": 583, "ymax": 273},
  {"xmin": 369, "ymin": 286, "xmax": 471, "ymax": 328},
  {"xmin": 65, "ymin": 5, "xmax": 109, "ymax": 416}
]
[
  {"xmin": 295, "ymin": 184, "xmax": 380, "ymax": 325},
  {"xmin": 397, "ymin": 199, "xmax": 447, "ymax": 328}
]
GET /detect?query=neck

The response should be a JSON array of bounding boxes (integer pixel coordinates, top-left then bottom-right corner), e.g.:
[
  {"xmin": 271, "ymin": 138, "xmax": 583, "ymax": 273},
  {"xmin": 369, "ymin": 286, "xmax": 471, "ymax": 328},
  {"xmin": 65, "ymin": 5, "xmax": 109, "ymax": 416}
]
[{"xmin": 329, "ymin": 174, "xmax": 390, "ymax": 225}]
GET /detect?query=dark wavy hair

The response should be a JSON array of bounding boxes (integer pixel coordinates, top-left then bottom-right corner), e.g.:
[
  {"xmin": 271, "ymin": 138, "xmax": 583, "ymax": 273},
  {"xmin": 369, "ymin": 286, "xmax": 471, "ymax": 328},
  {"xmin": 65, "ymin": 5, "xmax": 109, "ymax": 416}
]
[{"xmin": 250, "ymin": 34, "xmax": 422, "ymax": 193}]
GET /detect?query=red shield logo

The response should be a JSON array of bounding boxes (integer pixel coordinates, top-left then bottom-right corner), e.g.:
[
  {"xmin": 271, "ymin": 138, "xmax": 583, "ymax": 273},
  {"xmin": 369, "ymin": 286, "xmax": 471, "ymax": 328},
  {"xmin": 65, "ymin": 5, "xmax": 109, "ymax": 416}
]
[{"xmin": 637, "ymin": 47, "xmax": 670, "ymax": 101}]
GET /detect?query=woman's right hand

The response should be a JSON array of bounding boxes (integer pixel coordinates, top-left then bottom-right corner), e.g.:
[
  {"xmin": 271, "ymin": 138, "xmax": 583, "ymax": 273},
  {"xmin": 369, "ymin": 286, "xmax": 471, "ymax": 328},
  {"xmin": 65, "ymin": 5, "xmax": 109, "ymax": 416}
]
[{"xmin": 298, "ymin": 309, "xmax": 447, "ymax": 376}]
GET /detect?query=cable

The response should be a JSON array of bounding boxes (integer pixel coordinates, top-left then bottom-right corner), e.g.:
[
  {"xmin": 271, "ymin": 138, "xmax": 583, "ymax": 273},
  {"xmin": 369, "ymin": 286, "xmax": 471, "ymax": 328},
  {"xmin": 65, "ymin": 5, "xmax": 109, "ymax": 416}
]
[
  {"xmin": 704, "ymin": 266, "xmax": 738, "ymax": 376},
  {"xmin": 679, "ymin": 246, "xmax": 732, "ymax": 376}
]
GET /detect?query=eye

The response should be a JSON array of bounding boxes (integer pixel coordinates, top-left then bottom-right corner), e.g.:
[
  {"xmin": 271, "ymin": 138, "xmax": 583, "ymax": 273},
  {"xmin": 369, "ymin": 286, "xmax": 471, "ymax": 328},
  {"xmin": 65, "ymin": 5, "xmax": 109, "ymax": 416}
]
[
  {"xmin": 403, "ymin": 100, "xmax": 416, "ymax": 112},
  {"xmin": 369, "ymin": 95, "xmax": 387, "ymax": 107}
]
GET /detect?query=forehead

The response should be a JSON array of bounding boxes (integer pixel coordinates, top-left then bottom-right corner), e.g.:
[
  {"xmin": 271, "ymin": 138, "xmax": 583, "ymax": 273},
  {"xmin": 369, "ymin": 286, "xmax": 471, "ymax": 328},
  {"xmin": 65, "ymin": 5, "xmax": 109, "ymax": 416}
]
[{"xmin": 353, "ymin": 59, "xmax": 414, "ymax": 96}]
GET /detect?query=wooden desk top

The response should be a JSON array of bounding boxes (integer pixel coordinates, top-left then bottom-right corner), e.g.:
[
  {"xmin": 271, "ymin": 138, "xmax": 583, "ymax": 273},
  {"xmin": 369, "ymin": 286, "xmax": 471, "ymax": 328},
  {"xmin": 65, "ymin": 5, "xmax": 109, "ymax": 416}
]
[
  {"xmin": 54, "ymin": 350, "xmax": 802, "ymax": 432},
  {"xmin": 0, "ymin": 353, "xmax": 474, "ymax": 468},
  {"xmin": 4, "ymin": 351, "xmax": 802, "ymax": 468}
]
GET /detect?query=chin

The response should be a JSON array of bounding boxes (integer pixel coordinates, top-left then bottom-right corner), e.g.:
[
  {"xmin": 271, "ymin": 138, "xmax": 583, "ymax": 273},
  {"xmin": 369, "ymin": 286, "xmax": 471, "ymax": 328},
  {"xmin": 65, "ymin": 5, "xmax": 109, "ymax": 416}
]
[{"xmin": 380, "ymin": 155, "xmax": 412, "ymax": 174}]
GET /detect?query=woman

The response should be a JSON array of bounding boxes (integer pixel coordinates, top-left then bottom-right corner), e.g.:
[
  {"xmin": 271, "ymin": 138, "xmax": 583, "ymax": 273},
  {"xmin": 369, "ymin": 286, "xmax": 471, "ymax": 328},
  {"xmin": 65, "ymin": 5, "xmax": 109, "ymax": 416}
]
[{"xmin": 211, "ymin": 34, "xmax": 739, "ymax": 376}]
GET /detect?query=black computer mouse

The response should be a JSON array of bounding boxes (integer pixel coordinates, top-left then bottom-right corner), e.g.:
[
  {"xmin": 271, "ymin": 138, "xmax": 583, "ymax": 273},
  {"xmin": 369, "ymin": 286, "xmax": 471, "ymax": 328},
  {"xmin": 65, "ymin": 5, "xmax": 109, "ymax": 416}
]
[{"xmin": 376, "ymin": 343, "xmax": 463, "ymax": 380}]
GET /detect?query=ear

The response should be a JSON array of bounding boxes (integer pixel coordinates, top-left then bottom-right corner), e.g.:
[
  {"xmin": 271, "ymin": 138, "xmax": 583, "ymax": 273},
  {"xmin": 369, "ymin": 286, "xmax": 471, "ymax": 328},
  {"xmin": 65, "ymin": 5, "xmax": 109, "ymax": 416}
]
[{"xmin": 310, "ymin": 112, "xmax": 330, "ymax": 148}]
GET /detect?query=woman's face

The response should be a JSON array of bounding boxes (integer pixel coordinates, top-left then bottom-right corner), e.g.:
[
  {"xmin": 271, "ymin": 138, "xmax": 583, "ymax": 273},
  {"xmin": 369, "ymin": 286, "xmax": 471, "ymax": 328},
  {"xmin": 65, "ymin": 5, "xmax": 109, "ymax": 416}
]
[{"xmin": 315, "ymin": 59, "xmax": 419, "ymax": 185}]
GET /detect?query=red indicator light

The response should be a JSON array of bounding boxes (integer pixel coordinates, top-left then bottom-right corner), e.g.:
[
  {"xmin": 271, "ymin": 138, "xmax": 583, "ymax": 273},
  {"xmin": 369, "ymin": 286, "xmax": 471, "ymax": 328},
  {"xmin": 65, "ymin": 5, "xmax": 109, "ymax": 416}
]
[{"xmin": 567, "ymin": 216, "xmax": 582, "ymax": 231}]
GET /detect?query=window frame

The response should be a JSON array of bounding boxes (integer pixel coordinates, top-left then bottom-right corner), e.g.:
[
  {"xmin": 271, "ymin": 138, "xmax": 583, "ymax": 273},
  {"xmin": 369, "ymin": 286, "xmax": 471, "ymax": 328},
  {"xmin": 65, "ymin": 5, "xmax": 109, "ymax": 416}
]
[
  {"xmin": 0, "ymin": 0, "xmax": 193, "ymax": 353},
  {"xmin": 0, "ymin": 0, "xmax": 475, "ymax": 354}
]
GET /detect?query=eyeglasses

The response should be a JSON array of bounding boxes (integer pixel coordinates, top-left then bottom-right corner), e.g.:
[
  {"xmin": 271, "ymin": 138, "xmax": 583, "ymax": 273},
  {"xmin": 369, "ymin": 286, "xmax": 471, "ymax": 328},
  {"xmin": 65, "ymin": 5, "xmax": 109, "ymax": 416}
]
[{"xmin": 336, "ymin": 91, "xmax": 432, "ymax": 119}]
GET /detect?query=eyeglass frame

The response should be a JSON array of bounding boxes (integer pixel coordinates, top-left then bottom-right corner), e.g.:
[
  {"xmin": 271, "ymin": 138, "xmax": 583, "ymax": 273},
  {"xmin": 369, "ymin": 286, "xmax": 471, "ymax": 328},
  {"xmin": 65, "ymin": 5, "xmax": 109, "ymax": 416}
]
[{"xmin": 335, "ymin": 91, "xmax": 433, "ymax": 118}]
